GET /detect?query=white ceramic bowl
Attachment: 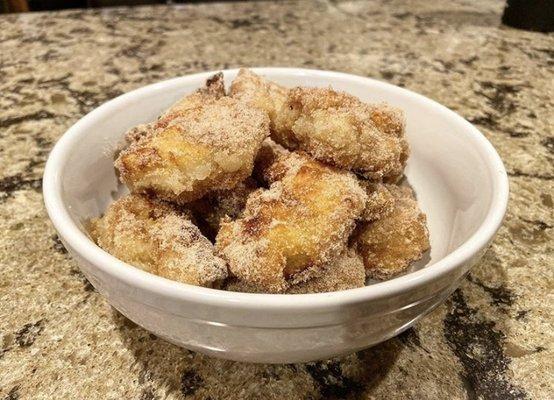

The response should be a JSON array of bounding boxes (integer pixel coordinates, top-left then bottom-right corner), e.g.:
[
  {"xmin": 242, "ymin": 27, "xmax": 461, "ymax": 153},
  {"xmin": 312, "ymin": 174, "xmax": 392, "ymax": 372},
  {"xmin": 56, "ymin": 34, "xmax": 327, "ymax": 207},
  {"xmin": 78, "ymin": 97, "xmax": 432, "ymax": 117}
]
[{"xmin": 43, "ymin": 68, "xmax": 508, "ymax": 363}]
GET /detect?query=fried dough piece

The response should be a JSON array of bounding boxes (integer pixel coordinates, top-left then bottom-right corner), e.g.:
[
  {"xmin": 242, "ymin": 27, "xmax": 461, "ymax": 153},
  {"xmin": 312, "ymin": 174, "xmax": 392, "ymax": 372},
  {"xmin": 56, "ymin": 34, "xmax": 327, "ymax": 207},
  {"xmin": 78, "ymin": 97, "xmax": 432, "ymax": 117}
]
[
  {"xmin": 254, "ymin": 140, "xmax": 394, "ymax": 223},
  {"xmin": 274, "ymin": 87, "xmax": 408, "ymax": 181},
  {"xmin": 354, "ymin": 185, "xmax": 430, "ymax": 280},
  {"xmin": 216, "ymin": 151, "xmax": 367, "ymax": 293},
  {"xmin": 231, "ymin": 69, "xmax": 408, "ymax": 180},
  {"xmin": 229, "ymin": 68, "xmax": 290, "ymax": 144},
  {"xmin": 225, "ymin": 249, "xmax": 365, "ymax": 294},
  {"xmin": 360, "ymin": 181, "xmax": 395, "ymax": 222},
  {"xmin": 188, "ymin": 177, "xmax": 258, "ymax": 240},
  {"xmin": 90, "ymin": 194, "xmax": 227, "ymax": 287},
  {"xmin": 116, "ymin": 75, "xmax": 270, "ymax": 203}
]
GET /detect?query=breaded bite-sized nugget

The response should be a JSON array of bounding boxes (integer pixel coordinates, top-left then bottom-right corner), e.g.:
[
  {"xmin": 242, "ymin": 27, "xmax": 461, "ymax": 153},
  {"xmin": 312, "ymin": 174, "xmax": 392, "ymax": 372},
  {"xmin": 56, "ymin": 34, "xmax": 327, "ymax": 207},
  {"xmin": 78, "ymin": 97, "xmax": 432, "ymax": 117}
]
[
  {"xmin": 230, "ymin": 69, "xmax": 290, "ymax": 144},
  {"xmin": 188, "ymin": 177, "xmax": 258, "ymax": 240},
  {"xmin": 115, "ymin": 79, "xmax": 270, "ymax": 203},
  {"xmin": 274, "ymin": 87, "xmax": 408, "ymax": 181},
  {"xmin": 90, "ymin": 194, "xmax": 227, "ymax": 287},
  {"xmin": 354, "ymin": 185, "xmax": 430, "ymax": 280},
  {"xmin": 231, "ymin": 70, "xmax": 408, "ymax": 180},
  {"xmin": 216, "ymin": 151, "xmax": 367, "ymax": 293},
  {"xmin": 225, "ymin": 249, "xmax": 365, "ymax": 294}
]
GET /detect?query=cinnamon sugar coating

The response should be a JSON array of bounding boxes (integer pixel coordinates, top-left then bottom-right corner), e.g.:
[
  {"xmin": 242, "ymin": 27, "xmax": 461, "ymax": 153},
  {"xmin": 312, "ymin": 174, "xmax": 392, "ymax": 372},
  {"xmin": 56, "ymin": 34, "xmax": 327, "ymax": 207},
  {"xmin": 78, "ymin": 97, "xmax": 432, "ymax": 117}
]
[
  {"xmin": 274, "ymin": 87, "xmax": 409, "ymax": 181},
  {"xmin": 90, "ymin": 194, "xmax": 228, "ymax": 287},
  {"xmin": 225, "ymin": 248, "xmax": 365, "ymax": 294},
  {"xmin": 116, "ymin": 74, "xmax": 269, "ymax": 203},
  {"xmin": 354, "ymin": 185, "xmax": 430, "ymax": 280},
  {"xmin": 94, "ymin": 70, "xmax": 429, "ymax": 293},
  {"xmin": 230, "ymin": 68, "xmax": 289, "ymax": 142},
  {"xmin": 216, "ymin": 150, "xmax": 367, "ymax": 293},
  {"xmin": 359, "ymin": 181, "xmax": 395, "ymax": 222},
  {"xmin": 230, "ymin": 69, "xmax": 409, "ymax": 181},
  {"xmin": 287, "ymin": 249, "xmax": 365, "ymax": 294}
]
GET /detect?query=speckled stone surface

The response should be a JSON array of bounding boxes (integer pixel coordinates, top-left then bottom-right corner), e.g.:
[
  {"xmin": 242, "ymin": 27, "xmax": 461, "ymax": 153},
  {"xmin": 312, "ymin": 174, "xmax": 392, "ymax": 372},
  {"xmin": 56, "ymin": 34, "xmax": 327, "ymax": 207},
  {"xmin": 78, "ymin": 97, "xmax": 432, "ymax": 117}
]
[{"xmin": 0, "ymin": 1, "xmax": 552, "ymax": 399}]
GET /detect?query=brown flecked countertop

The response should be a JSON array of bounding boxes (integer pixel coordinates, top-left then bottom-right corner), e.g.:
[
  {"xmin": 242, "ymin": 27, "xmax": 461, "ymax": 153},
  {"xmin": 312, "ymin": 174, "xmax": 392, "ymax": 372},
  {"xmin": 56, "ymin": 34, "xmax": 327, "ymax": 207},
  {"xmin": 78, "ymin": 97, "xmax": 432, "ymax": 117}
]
[{"xmin": 0, "ymin": 1, "xmax": 552, "ymax": 399}]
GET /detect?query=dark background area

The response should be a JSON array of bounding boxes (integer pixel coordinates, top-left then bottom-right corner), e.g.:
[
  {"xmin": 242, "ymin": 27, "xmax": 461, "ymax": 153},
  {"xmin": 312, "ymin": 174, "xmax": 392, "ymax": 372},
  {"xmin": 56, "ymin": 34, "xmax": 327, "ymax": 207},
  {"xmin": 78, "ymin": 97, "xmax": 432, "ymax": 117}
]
[
  {"xmin": 2, "ymin": 0, "xmax": 254, "ymax": 13},
  {"xmin": 1, "ymin": 0, "xmax": 553, "ymax": 32},
  {"xmin": 29, "ymin": 0, "xmax": 166, "ymax": 10}
]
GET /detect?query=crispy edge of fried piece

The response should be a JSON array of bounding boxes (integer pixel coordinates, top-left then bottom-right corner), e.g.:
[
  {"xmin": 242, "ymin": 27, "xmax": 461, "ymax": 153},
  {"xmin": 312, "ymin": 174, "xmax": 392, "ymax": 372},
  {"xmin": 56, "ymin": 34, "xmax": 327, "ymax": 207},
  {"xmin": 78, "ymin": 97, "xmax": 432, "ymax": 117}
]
[
  {"xmin": 359, "ymin": 181, "xmax": 395, "ymax": 222},
  {"xmin": 157, "ymin": 72, "xmax": 226, "ymax": 127},
  {"xmin": 216, "ymin": 151, "xmax": 367, "ymax": 293},
  {"xmin": 115, "ymin": 90, "xmax": 270, "ymax": 204},
  {"xmin": 116, "ymin": 74, "xmax": 228, "ymax": 200},
  {"xmin": 89, "ymin": 193, "xmax": 228, "ymax": 287},
  {"xmin": 230, "ymin": 68, "xmax": 293, "ymax": 146},
  {"xmin": 121, "ymin": 73, "xmax": 226, "ymax": 145},
  {"xmin": 273, "ymin": 86, "xmax": 409, "ymax": 181},
  {"xmin": 354, "ymin": 185, "xmax": 430, "ymax": 280},
  {"xmin": 224, "ymin": 248, "xmax": 365, "ymax": 294},
  {"xmin": 187, "ymin": 177, "xmax": 258, "ymax": 241},
  {"xmin": 124, "ymin": 123, "xmax": 155, "ymax": 144}
]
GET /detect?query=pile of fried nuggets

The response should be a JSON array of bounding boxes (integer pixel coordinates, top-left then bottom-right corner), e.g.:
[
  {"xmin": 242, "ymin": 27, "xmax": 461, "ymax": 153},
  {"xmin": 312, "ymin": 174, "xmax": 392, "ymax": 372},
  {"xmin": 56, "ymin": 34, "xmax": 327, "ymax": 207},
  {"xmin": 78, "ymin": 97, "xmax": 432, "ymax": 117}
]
[{"xmin": 90, "ymin": 69, "xmax": 430, "ymax": 294}]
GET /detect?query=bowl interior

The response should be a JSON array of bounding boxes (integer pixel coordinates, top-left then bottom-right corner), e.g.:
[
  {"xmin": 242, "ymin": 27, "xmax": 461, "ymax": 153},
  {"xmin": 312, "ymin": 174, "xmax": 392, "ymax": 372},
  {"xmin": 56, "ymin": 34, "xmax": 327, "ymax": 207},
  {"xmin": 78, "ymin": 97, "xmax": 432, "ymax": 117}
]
[{"xmin": 56, "ymin": 68, "xmax": 496, "ymax": 276}]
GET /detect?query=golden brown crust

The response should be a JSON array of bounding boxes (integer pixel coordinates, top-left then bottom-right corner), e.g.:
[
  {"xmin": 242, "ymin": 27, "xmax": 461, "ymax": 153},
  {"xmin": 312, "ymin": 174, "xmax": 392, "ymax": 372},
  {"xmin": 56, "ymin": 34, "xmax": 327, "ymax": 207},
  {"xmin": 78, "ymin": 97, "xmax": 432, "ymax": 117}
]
[
  {"xmin": 354, "ymin": 185, "xmax": 430, "ymax": 280},
  {"xmin": 115, "ymin": 85, "xmax": 270, "ymax": 203},
  {"xmin": 231, "ymin": 70, "xmax": 409, "ymax": 181},
  {"xmin": 274, "ymin": 87, "xmax": 409, "ymax": 181},
  {"xmin": 230, "ymin": 68, "xmax": 291, "ymax": 145},
  {"xmin": 90, "ymin": 194, "xmax": 228, "ymax": 287},
  {"xmin": 157, "ymin": 72, "xmax": 226, "ymax": 126},
  {"xmin": 216, "ymin": 151, "xmax": 367, "ymax": 293}
]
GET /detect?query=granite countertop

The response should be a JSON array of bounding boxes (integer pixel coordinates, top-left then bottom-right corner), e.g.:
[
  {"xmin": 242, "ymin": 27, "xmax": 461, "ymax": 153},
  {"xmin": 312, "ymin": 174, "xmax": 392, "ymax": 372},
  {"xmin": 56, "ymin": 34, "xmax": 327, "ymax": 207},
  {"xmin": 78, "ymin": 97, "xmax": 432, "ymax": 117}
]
[{"xmin": 0, "ymin": 0, "xmax": 552, "ymax": 398}]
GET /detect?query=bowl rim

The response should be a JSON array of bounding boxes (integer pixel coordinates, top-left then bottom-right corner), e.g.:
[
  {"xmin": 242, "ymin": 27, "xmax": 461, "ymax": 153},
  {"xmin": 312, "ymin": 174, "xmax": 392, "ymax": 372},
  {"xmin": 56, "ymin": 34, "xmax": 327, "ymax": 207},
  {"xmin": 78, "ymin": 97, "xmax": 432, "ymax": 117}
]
[{"xmin": 43, "ymin": 67, "xmax": 509, "ymax": 310}]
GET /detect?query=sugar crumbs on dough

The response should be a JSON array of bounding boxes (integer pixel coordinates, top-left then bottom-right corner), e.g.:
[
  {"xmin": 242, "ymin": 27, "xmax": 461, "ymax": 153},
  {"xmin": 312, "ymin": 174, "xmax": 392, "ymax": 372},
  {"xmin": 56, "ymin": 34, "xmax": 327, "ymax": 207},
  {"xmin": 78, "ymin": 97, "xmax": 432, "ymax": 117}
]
[
  {"xmin": 92, "ymin": 69, "xmax": 429, "ymax": 294},
  {"xmin": 354, "ymin": 184, "xmax": 430, "ymax": 280},
  {"xmin": 216, "ymin": 148, "xmax": 367, "ymax": 293},
  {"xmin": 90, "ymin": 193, "xmax": 228, "ymax": 287},
  {"xmin": 115, "ymin": 73, "xmax": 269, "ymax": 203}
]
